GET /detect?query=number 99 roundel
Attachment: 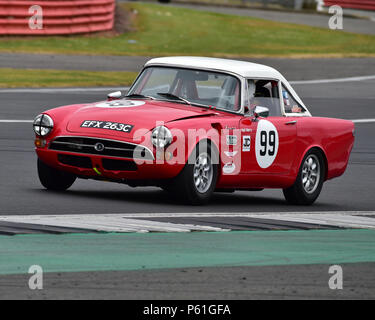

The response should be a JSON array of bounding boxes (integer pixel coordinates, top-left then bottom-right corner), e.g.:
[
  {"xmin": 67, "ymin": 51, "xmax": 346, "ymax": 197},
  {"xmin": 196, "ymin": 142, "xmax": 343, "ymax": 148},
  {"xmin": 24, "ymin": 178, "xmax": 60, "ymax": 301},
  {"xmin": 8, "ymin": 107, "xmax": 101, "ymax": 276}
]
[{"xmin": 255, "ymin": 119, "xmax": 279, "ymax": 169}]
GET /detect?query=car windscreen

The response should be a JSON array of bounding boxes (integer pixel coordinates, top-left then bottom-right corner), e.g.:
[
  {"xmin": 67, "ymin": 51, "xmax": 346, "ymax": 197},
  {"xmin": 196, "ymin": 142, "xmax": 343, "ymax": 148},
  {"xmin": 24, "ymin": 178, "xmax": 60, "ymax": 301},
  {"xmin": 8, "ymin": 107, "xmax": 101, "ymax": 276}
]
[{"xmin": 128, "ymin": 67, "xmax": 241, "ymax": 112}]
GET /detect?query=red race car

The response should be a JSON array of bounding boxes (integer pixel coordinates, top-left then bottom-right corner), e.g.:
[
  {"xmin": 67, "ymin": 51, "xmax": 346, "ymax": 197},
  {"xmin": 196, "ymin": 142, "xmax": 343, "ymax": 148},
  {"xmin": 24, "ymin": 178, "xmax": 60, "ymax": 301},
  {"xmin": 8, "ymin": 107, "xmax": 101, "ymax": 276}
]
[{"xmin": 33, "ymin": 57, "xmax": 355, "ymax": 205}]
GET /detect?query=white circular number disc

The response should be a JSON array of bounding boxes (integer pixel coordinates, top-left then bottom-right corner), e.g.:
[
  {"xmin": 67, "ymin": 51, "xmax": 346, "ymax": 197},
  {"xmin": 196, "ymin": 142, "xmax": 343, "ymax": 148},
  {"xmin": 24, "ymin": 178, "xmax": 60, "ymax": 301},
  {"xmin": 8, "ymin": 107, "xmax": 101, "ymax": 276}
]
[
  {"xmin": 95, "ymin": 100, "xmax": 145, "ymax": 108},
  {"xmin": 255, "ymin": 119, "xmax": 279, "ymax": 169}
]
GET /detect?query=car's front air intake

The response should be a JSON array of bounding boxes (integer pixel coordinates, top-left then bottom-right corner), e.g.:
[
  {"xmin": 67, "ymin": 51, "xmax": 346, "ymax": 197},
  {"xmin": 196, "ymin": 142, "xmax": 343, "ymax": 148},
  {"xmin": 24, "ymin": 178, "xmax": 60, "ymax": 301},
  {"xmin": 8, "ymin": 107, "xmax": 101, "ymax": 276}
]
[
  {"xmin": 58, "ymin": 154, "xmax": 92, "ymax": 169},
  {"xmin": 49, "ymin": 136, "xmax": 154, "ymax": 161}
]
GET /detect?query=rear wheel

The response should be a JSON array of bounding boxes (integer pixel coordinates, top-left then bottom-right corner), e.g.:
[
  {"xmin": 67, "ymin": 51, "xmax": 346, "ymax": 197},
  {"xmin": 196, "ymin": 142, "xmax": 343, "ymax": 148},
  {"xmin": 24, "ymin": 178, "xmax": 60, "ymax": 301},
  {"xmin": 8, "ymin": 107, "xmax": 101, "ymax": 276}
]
[
  {"xmin": 37, "ymin": 158, "xmax": 76, "ymax": 191},
  {"xmin": 283, "ymin": 150, "xmax": 325, "ymax": 205},
  {"xmin": 173, "ymin": 142, "xmax": 218, "ymax": 205}
]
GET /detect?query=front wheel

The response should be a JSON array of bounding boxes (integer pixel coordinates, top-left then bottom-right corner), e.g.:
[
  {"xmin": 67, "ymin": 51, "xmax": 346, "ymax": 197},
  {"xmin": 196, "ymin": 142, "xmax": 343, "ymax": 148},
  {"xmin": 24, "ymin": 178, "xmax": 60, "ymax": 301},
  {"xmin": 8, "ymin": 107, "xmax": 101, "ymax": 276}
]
[
  {"xmin": 173, "ymin": 142, "xmax": 218, "ymax": 205},
  {"xmin": 37, "ymin": 158, "xmax": 76, "ymax": 191},
  {"xmin": 283, "ymin": 150, "xmax": 325, "ymax": 205}
]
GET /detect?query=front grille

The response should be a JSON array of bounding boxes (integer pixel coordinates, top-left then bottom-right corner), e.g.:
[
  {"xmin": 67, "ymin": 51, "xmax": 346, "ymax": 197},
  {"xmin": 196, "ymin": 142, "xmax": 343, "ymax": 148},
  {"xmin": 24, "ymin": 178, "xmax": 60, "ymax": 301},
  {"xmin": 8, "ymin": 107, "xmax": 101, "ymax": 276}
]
[
  {"xmin": 49, "ymin": 136, "xmax": 154, "ymax": 160},
  {"xmin": 58, "ymin": 154, "xmax": 92, "ymax": 169},
  {"xmin": 102, "ymin": 158, "xmax": 137, "ymax": 171}
]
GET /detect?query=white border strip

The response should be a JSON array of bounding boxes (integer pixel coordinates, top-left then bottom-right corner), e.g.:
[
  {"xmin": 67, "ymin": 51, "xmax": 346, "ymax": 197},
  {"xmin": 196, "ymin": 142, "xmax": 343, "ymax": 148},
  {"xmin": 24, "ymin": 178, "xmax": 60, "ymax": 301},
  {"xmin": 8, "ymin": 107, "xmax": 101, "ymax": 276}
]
[
  {"xmin": 352, "ymin": 119, "xmax": 375, "ymax": 123},
  {"xmin": 1, "ymin": 211, "xmax": 374, "ymax": 232},
  {"xmin": 0, "ymin": 120, "xmax": 33, "ymax": 123},
  {"xmin": 0, "ymin": 215, "xmax": 229, "ymax": 233},
  {"xmin": 1, "ymin": 211, "xmax": 374, "ymax": 219},
  {"xmin": 291, "ymin": 75, "xmax": 375, "ymax": 85}
]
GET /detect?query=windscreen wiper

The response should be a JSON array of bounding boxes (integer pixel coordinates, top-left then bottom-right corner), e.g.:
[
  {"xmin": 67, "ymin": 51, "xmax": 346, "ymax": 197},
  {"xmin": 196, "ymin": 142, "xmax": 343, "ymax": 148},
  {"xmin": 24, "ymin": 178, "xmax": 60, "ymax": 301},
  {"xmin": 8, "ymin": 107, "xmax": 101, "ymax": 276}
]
[
  {"xmin": 125, "ymin": 94, "xmax": 155, "ymax": 100},
  {"xmin": 156, "ymin": 92, "xmax": 191, "ymax": 105}
]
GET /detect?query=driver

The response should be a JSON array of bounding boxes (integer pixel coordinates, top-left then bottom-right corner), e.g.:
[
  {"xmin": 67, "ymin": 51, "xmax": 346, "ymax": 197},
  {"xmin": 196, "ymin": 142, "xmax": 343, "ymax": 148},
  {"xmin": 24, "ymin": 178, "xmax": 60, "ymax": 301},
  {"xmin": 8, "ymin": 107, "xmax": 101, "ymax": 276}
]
[
  {"xmin": 282, "ymin": 89, "xmax": 302, "ymax": 113},
  {"xmin": 248, "ymin": 80, "xmax": 271, "ymax": 112}
]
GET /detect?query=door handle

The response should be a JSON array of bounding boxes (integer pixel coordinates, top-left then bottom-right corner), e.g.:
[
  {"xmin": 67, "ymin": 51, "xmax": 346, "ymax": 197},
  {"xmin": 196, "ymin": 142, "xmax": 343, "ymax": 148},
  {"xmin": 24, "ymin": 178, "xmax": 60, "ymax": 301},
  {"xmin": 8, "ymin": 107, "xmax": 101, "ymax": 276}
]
[{"xmin": 285, "ymin": 120, "xmax": 297, "ymax": 125}]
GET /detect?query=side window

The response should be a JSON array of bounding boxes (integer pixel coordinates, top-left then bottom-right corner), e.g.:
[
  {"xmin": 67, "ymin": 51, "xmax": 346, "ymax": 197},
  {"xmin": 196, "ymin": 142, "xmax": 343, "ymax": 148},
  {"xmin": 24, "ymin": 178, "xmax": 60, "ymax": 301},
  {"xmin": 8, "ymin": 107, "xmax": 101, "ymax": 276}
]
[
  {"xmin": 196, "ymin": 73, "xmax": 240, "ymax": 111},
  {"xmin": 248, "ymin": 79, "xmax": 281, "ymax": 116},
  {"xmin": 282, "ymin": 85, "xmax": 306, "ymax": 114}
]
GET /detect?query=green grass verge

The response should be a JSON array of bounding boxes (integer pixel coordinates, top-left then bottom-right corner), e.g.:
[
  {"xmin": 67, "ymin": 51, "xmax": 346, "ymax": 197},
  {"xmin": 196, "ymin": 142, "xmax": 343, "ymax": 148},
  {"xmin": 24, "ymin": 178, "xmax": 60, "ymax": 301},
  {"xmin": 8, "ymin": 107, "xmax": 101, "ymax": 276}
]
[
  {"xmin": 0, "ymin": 3, "xmax": 374, "ymax": 57},
  {"xmin": 0, "ymin": 68, "xmax": 137, "ymax": 88}
]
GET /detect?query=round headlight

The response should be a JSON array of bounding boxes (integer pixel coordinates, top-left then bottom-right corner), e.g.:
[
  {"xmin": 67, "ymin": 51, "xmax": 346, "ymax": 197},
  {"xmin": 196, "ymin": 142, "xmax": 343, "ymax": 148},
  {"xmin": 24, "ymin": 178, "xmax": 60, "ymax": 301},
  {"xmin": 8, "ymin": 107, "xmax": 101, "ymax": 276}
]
[
  {"xmin": 152, "ymin": 126, "xmax": 172, "ymax": 149},
  {"xmin": 33, "ymin": 114, "xmax": 54, "ymax": 137}
]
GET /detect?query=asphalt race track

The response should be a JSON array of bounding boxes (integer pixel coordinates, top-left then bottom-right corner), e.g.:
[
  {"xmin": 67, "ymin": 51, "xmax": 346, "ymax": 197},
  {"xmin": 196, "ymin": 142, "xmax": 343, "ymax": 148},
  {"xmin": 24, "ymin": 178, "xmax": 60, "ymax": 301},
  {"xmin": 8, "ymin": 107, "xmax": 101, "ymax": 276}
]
[{"xmin": 1, "ymin": 60, "xmax": 375, "ymax": 299}]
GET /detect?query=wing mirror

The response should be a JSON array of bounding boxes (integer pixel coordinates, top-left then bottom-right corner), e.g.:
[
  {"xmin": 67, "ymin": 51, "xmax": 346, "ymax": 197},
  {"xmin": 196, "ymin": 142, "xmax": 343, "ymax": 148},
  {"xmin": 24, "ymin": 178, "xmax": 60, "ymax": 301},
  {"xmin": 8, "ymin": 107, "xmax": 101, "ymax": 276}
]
[
  {"xmin": 253, "ymin": 106, "xmax": 269, "ymax": 119},
  {"xmin": 107, "ymin": 91, "xmax": 122, "ymax": 101}
]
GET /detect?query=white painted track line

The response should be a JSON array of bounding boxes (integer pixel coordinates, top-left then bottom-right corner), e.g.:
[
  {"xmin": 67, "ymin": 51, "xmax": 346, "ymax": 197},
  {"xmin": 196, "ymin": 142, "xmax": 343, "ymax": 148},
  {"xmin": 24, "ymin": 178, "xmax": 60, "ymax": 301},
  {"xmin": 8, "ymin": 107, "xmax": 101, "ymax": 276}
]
[
  {"xmin": 352, "ymin": 119, "xmax": 375, "ymax": 123},
  {"xmin": 291, "ymin": 75, "xmax": 375, "ymax": 85},
  {"xmin": 2, "ymin": 211, "xmax": 374, "ymax": 219},
  {"xmin": 0, "ymin": 120, "xmax": 33, "ymax": 123},
  {"xmin": 256, "ymin": 214, "xmax": 375, "ymax": 230},
  {"xmin": 0, "ymin": 87, "xmax": 127, "ymax": 93},
  {"xmin": 113, "ymin": 211, "xmax": 375, "ymax": 218},
  {"xmin": 0, "ymin": 215, "xmax": 228, "ymax": 233},
  {"xmin": 0, "ymin": 211, "xmax": 375, "ymax": 232}
]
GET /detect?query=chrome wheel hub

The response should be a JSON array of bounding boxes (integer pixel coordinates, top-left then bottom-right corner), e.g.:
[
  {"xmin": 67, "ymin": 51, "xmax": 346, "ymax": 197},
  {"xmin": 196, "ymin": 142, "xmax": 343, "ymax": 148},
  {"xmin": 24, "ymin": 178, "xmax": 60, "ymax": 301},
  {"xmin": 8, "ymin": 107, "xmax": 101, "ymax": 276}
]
[
  {"xmin": 302, "ymin": 154, "xmax": 320, "ymax": 194},
  {"xmin": 193, "ymin": 152, "xmax": 213, "ymax": 194}
]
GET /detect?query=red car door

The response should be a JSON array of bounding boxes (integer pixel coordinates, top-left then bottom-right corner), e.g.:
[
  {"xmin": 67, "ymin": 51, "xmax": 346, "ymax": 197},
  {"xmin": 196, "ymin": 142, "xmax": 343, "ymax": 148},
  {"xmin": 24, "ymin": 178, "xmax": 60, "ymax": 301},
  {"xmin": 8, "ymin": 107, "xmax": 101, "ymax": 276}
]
[{"xmin": 239, "ymin": 116, "xmax": 297, "ymax": 174}]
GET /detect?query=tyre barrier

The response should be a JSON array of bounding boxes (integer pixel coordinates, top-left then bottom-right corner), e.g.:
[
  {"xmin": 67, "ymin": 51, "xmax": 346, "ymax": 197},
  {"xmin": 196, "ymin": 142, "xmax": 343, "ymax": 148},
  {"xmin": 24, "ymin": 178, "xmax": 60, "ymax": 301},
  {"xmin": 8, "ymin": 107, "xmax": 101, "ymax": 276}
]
[
  {"xmin": 0, "ymin": 0, "xmax": 116, "ymax": 35},
  {"xmin": 324, "ymin": 0, "xmax": 375, "ymax": 11}
]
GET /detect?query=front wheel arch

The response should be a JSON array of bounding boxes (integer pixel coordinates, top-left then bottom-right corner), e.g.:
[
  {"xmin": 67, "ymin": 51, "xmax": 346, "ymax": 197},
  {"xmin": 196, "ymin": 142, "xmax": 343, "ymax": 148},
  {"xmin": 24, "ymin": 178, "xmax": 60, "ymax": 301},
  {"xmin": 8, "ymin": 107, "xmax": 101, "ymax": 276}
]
[
  {"xmin": 186, "ymin": 138, "xmax": 220, "ymax": 166},
  {"xmin": 169, "ymin": 140, "xmax": 220, "ymax": 205}
]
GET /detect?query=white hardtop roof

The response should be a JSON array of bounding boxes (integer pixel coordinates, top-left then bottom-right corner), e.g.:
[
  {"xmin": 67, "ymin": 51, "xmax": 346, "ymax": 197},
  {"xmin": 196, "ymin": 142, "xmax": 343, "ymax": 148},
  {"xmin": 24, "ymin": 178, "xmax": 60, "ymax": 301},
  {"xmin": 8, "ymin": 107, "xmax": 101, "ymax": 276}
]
[
  {"xmin": 144, "ymin": 56, "xmax": 309, "ymax": 114},
  {"xmin": 145, "ymin": 56, "xmax": 285, "ymax": 80}
]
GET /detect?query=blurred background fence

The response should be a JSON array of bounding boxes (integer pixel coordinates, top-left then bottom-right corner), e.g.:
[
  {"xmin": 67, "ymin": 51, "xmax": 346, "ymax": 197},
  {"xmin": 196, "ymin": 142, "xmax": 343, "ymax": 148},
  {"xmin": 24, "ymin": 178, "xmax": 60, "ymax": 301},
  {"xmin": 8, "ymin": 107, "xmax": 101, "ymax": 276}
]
[
  {"xmin": 0, "ymin": 0, "xmax": 373, "ymax": 36},
  {"xmin": 323, "ymin": 0, "xmax": 375, "ymax": 11},
  {"xmin": 0, "ymin": 0, "xmax": 115, "ymax": 35}
]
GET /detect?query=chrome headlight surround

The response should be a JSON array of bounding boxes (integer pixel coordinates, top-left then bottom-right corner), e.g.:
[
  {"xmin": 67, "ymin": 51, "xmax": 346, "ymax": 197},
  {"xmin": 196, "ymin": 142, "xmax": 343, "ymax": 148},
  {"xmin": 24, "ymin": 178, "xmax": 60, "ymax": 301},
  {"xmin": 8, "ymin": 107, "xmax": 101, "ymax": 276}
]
[
  {"xmin": 33, "ymin": 114, "xmax": 54, "ymax": 137},
  {"xmin": 151, "ymin": 126, "xmax": 173, "ymax": 149}
]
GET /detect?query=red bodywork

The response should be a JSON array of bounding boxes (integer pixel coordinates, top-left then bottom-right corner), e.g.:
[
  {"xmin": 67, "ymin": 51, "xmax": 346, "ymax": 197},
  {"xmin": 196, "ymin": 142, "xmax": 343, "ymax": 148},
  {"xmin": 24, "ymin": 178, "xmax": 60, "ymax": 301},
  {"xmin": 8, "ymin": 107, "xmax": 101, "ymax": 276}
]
[{"xmin": 35, "ymin": 99, "xmax": 355, "ymax": 190}]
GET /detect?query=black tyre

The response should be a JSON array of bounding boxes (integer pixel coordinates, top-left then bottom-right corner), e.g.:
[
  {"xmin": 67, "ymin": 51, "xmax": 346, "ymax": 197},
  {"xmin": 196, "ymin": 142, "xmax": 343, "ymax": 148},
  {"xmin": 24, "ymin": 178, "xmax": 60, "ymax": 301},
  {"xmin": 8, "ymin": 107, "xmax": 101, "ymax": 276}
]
[
  {"xmin": 159, "ymin": 182, "xmax": 175, "ymax": 193},
  {"xmin": 37, "ymin": 158, "xmax": 76, "ymax": 191},
  {"xmin": 283, "ymin": 149, "xmax": 326, "ymax": 205},
  {"xmin": 173, "ymin": 142, "xmax": 219, "ymax": 205}
]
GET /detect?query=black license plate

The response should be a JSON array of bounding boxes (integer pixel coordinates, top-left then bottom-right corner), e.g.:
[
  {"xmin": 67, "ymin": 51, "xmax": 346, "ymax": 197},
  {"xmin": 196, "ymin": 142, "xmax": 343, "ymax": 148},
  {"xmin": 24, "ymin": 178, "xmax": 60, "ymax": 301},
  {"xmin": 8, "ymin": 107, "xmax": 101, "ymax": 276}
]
[{"xmin": 81, "ymin": 120, "xmax": 134, "ymax": 133}]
